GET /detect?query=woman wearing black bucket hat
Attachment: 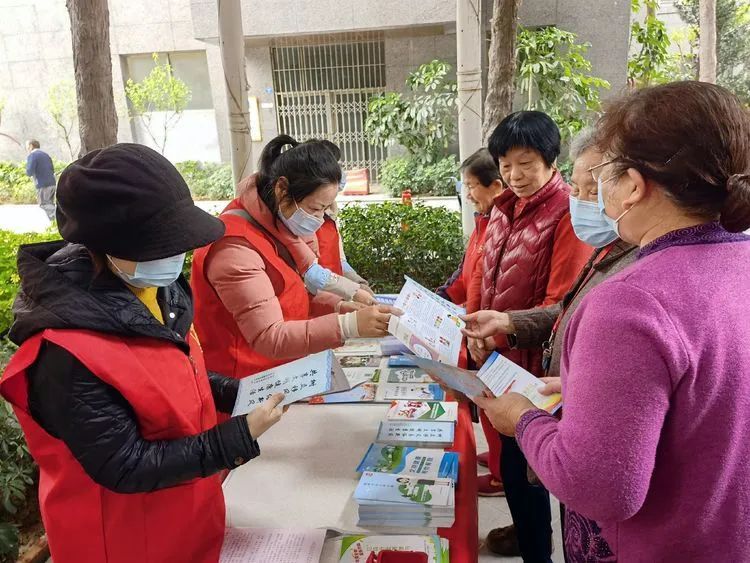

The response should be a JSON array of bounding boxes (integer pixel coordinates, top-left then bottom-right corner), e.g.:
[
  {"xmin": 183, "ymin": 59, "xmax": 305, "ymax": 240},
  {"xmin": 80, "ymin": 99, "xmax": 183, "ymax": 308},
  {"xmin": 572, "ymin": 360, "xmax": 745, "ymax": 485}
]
[{"xmin": 0, "ymin": 144, "xmax": 285, "ymax": 563}]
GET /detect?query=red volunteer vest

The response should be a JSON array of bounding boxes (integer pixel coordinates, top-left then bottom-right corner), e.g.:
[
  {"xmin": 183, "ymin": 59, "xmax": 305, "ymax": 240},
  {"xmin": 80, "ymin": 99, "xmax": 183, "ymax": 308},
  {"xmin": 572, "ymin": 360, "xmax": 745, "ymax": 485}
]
[
  {"xmin": 316, "ymin": 215, "xmax": 343, "ymax": 276},
  {"xmin": 191, "ymin": 198, "xmax": 310, "ymax": 379},
  {"xmin": 480, "ymin": 172, "xmax": 570, "ymax": 376},
  {"xmin": 0, "ymin": 329, "xmax": 224, "ymax": 563}
]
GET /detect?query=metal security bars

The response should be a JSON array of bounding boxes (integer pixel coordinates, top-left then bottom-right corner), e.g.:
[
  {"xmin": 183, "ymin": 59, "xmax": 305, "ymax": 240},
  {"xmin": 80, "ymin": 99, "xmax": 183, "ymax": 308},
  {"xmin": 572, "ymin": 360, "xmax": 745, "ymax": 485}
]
[{"xmin": 270, "ymin": 32, "xmax": 387, "ymax": 183}]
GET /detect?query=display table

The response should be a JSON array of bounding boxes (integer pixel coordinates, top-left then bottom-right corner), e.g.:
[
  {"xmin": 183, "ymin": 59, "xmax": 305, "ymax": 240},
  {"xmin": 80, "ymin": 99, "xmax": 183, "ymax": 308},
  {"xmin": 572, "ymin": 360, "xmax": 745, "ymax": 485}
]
[{"xmin": 223, "ymin": 401, "xmax": 478, "ymax": 563}]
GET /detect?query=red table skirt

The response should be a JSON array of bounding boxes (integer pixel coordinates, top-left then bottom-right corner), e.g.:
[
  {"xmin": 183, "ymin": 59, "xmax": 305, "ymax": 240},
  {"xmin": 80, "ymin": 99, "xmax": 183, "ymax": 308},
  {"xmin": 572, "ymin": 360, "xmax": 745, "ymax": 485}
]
[{"xmin": 438, "ymin": 401, "xmax": 478, "ymax": 563}]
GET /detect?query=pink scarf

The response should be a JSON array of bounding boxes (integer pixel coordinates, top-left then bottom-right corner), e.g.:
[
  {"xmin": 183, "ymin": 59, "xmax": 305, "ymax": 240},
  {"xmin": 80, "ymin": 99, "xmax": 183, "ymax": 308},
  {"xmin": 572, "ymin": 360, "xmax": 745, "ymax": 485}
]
[{"xmin": 237, "ymin": 175, "xmax": 319, "ymax": 273}]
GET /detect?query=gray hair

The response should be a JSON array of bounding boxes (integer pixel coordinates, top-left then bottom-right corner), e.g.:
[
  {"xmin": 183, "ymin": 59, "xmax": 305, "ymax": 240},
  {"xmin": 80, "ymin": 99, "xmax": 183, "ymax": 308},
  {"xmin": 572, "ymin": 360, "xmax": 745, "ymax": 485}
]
[{"xmin": 568, "ymin": 127, "xmax": 597, "ymax": 162}]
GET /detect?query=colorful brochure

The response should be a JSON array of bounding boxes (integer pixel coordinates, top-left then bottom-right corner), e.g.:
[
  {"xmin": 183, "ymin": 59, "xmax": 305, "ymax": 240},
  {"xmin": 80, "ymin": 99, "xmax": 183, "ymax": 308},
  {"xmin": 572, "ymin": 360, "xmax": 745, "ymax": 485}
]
[{"xmin": 387, "ymin": 276, "xmax": 465, "ymax": 366}]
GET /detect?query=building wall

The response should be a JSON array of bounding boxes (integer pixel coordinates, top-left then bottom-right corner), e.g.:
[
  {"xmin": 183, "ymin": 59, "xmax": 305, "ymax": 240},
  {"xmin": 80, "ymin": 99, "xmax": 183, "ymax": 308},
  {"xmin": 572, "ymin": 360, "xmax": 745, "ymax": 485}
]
[
  {"xmin": 1, "ymin": 0, "xmax": 632, "ymax": 164},
  {"xmin": 0, "ymin": 0, "xmax": 220, "ymax": 162}
]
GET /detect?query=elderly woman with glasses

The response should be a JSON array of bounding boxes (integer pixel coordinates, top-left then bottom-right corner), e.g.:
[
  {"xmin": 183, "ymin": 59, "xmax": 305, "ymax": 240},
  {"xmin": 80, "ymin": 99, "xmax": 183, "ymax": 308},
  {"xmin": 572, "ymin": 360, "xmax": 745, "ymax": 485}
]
[{"xmin": 473, "ymin": 81, "xmax": 750, "ymax": 561}]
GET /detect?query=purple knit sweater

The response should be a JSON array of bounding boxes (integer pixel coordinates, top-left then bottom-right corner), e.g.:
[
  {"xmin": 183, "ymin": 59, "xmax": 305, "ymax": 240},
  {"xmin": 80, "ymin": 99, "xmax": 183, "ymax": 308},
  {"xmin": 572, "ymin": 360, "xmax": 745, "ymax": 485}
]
[{"xmin": 517, "ymin": 223, "xmax": 750, "ymax": 562}]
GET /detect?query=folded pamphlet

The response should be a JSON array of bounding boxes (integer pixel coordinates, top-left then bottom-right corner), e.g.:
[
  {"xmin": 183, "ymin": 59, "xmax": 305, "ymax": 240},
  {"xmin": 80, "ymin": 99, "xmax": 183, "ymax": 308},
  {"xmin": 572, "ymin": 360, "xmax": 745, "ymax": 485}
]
[{"xmin": 406, "ymin": 353, "xmax": 562, "ymax": 413}]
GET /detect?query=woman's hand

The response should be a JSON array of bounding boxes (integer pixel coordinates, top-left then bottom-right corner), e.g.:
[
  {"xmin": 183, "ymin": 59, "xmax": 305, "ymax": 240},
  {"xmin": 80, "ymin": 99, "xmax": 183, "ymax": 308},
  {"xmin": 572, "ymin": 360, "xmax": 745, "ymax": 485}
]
[
  {"xmin": 473, "ymin": 393, "xmax": 537, "ymax": 436},
  {"xmin": 356, "ymin": 305, "xmax": 401, "ymax": 337},
  {"xmin": 461, "ymin": 310, "xmax": 515, "ymax": 339},
  {"xmin": 338, "ymin": 300, "xmax": 367, "ymax": 314},
  {"xmin": 353, "ymin": 288, "xmax": 377, "ymax": 306},
  {"xmin": 539, "ymin": 377, "xmax": 562, "ymax": 395},
  {"xmin": 246, "ymin": 393, "xmax": 286, "ymax": 439},
  {"xmin": 467, "ymin": 336, "xmax": 497, "ymax": 367}
]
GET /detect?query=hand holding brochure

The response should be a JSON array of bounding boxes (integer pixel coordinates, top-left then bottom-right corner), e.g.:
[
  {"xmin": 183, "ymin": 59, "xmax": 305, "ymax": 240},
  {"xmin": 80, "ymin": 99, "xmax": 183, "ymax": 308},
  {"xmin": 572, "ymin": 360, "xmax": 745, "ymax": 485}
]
[
  {"xmin": 478, "ymin": 351, "xmax": 562, "ymax": 412},
  {"xmin": 406, "ymin": 352, "xmax": 562, "ymax": 413},
  {"xmin": 231, "ymin": 351, "xmax": 349, "ymax": 415},
  {"xmin": 387, "ymin": 276, "xmax": 465, "ymax": 366}
]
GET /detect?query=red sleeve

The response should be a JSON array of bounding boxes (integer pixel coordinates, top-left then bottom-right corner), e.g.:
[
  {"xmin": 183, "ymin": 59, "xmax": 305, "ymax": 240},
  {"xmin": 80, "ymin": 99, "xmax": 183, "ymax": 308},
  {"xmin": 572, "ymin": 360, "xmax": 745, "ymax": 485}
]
[
  {"xmin": 541, "ymin": 212, "xmax": 592, "ymax": 306},
  {"xmin": 466, "ymin": 257, "xmax": 484, "ymax": 314}
]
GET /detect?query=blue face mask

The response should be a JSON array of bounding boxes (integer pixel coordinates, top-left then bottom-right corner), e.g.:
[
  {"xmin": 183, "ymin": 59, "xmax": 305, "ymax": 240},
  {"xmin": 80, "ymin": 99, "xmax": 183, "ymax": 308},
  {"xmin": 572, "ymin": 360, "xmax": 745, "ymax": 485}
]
[
  {"xmin": 108, "ymin": 253, "xmax": 186, "ymax": 289},
  {"xmin": 569, "ymin": 195, "xmax": 618, "ymax": 248},
  {"xmin": 278, "ymin": 200, "xmax": 324, "ymax": 237}
]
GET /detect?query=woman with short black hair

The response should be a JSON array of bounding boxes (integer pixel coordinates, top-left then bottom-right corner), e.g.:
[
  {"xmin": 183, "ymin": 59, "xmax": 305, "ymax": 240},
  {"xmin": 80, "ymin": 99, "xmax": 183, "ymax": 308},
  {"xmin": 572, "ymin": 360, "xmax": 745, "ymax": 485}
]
[{"xmin": 467, "ymin": 111, "xmax": 591, "ymax": 560}]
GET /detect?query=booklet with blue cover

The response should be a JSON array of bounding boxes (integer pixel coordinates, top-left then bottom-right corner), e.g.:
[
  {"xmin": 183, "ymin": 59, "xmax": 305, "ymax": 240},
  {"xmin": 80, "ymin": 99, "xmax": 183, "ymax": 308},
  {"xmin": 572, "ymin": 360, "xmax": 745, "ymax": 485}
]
[{"xmin": 356, "ymin": 443, "xmax": 459, "ymax": 480}]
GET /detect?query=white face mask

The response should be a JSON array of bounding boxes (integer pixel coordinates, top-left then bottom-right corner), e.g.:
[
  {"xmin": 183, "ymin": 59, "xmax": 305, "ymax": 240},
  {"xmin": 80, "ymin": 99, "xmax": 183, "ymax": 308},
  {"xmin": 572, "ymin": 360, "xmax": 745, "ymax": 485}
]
[
  {"xmin": 278, "ymin": 200, "xmax": 324, "ymax": 237},
  {"xmin": 108, "ymin": 253, "xmax": 186, "ymax": 288}
]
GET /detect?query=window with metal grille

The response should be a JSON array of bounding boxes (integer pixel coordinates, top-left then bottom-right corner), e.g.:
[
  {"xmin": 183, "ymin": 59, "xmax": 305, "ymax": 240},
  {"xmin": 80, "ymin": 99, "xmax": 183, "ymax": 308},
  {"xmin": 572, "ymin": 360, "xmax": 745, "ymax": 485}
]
[{"xmin": 271, "ymin": 32, "xmax": 387, "ymax": 183}]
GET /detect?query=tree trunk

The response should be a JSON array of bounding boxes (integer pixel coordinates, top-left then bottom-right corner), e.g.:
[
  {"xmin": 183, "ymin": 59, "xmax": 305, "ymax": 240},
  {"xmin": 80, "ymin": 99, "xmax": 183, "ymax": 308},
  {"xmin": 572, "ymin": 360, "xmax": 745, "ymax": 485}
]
[
  {"xmin": 699, "ymin": 0, "xmax": 717, "ymax": 83},
  {"xmin": 66, "ymin": 0, "xmax": 118, "ymax": 156},
  {"xmin": 482, "ymin": 0, "xmax": 521, "ymax": 143},
  {"xmin": 218, "ymin": 0, "xmax": 252, "ymax": 194}
]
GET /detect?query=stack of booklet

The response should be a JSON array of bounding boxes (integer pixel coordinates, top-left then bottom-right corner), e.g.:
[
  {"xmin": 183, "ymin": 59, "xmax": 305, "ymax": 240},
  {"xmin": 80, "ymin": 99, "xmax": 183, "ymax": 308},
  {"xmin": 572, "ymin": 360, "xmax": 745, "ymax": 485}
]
[
  {"xmin": 357, "ymin": 443, "xmax": 459, "ymax": 480},
  {"xmin": 320, "ymin": 534, "xmax": 450, "ymax": 563},
  {"xmin": 375, "ymin": 420, "xmax": 455, "ymax": 448},
  {"xmin": 354, "ymin": 472, "xmax": 455, "ymax": 528},
  {"xmin": 373, "ymin": 400, "xmax": 458, "ymax": 448}
]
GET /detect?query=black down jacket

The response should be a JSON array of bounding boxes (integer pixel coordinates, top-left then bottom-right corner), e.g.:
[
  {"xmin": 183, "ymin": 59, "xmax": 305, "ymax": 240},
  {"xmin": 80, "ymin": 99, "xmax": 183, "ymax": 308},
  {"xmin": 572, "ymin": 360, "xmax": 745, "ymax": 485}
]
[{"xmin": 8, "ymin": 241, "xmax": 259, "ymax": 493}]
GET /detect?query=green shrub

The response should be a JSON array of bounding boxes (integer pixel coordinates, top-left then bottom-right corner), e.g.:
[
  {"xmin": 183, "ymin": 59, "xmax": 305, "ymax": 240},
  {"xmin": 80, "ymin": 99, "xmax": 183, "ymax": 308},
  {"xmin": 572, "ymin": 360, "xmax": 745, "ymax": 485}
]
[
  {"xmin": 0, "ymin": 399, "xmax": 35, "ymax": 562},
  {"xmin": 338, "ymin": 202, "xmax": 464, "ymax": 293},
  {"xmin": 0, "ymin": 163, "xmax": 35, "ymax": 205},
  {"xmin": 175, "ymin": 161, "xmax": 234, "ymax": 200},
  {"xmin": 0, "ymin": 230, "xmax": 59, "ymax": 337},
  {"xmin": 380, "ymin": 155, "xmax": 459, "ymax": 197}
]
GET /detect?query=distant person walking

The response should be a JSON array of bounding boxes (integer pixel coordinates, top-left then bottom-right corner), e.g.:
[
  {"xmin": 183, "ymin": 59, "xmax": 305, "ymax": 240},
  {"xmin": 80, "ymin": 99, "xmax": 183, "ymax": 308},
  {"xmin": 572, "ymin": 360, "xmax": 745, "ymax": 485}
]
[{"xmin": 25, "ymin": 140, "xmax": 56, "ymax": 221}]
